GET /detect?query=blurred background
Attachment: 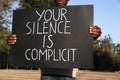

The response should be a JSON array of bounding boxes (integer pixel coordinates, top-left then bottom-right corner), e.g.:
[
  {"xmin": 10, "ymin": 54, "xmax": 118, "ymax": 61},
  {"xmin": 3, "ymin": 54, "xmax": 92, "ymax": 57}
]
[{"xmin": 0, "ymin": 0, "xmax": 120, "ymax": 72}]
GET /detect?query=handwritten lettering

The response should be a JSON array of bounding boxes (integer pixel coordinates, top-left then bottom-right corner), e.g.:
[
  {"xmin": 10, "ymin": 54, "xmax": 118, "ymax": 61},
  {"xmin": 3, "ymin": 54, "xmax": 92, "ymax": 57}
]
[{"xmin": 24, "ymin": 8, "xmax": 78, "ymax": 62}]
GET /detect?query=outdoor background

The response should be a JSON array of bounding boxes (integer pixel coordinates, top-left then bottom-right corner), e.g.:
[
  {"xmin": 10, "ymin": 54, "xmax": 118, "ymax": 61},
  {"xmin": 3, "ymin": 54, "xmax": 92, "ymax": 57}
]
[{"xmin": 0, "ymin": 0, "xmax": 120, "ymax": 80}]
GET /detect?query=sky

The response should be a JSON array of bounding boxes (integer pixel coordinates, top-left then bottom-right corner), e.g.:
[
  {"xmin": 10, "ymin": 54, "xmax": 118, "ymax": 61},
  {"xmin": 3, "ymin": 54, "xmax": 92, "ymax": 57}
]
[{"xmin": 68, "ymin": 0, "xmax": 120, "ymax": 44}]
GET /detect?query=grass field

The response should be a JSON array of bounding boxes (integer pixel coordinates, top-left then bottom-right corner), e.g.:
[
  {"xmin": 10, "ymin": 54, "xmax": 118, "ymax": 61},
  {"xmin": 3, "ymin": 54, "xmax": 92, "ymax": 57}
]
[{"xmin": 0, "ymin": 69, "xmax": 120, "ymax": 80}]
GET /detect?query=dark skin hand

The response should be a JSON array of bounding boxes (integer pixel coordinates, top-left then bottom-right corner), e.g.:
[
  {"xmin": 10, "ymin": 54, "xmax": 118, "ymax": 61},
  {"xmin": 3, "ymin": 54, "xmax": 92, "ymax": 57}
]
[
  {"xmin": 90, "ymin": 25, "xmax": 102, "ymax": 40},
  {"xmin": 7, "ymin": 34, "xmax": 17, "ymax": 46}
]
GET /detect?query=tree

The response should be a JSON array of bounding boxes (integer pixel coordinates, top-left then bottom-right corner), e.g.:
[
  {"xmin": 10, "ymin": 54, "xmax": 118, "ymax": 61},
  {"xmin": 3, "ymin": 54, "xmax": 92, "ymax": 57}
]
[
  {"xmin": 0, "ymin": 0, "xmax": 10, "ymax": 9},
  {"xmin": 94, "ymin": 34, "xmax": 120, "ymax": 71},
  {"xmin": 0, "ymin": 25, "xmax": 10, "ymax": 69},
  {"xmin": 19, "ymin": 0, "xmax": 55, "ymax": 9},
  {"xmin": 93, "ymin": 35, "xmax": 115, "ymax": 71},
  {"xmin": 113, "ymin": 43, "xmax": 120, "ymax": 70},
  {"xmin": 0, "ymin": 0, "xmax": 13, "ymax": 69},
  {"xmin": 114, "ymin": 44, "xmax": 120, "ymax": 61},
  {"xmin": 0, "ymin": 0, "xmax": 13, "ymax": 28}
]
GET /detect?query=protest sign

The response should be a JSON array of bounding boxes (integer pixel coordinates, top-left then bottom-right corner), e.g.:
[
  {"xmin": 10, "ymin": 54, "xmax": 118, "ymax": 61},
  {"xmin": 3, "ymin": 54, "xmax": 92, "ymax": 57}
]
[{"xmin": 11, "ymin": 5, "xmax": 93, "ymax": 69}]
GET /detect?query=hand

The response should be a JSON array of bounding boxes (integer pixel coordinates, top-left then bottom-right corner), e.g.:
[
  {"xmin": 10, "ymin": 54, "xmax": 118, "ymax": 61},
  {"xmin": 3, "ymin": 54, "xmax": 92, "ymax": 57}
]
[
  {"xmin": 89, "ymin": 25, "xmax": 102, "ymax": 40},
  {"xmin": 7, "ymin": 34, "xmax": 17, "ymax": 46}
]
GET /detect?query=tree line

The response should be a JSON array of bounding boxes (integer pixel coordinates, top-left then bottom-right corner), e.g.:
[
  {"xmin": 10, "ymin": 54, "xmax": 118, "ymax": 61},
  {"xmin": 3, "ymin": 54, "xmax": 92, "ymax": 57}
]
[
  {"xmin": 0, "ymin": 0, "xmax": 120, "ymax": 71},
  {"xmin": 94, "ymin": 35, "xmax": 120, "ymax": 71}
]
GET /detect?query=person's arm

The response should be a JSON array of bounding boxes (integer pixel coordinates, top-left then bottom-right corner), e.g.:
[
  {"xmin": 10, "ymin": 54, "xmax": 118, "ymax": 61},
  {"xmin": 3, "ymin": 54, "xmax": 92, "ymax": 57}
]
[
  {"xmin": 7, "ymin": 34, "xmax": 17, "ymax": 46},
  {"xmin": 89, "ymin": 25, "xmax": 102, "ymax": 40}
]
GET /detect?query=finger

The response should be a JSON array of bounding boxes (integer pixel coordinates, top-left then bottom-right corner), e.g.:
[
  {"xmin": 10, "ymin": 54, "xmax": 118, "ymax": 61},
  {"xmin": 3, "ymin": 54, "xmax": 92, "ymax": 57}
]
[
  {"xmin": 7, "ymin": 39, "xmax": 16, "ymax": 43},
  {"xmin": 7, "ymin": 39, "xmax": 16, "ymax": 45},
  {"xmin": 7, "ymin": 34, "xmax": 16, "ymax": 38},
  {"xmin": 7, "ymin": 35, "xmax": 17, "ymax": 40},
  {"xmin": 7, "ymin": 40, "xmax": 16, "ymax": 46},
  {"xmin": 8, "ymin": 42, "xmax": 15, "ymax": 46},
  {"xmin": 89, "ymin": 26, "xmax": 101, "ymax": 33},
  {"xmin": 91, "ymin": 31, "xmax": 102, "ymax": 36},
  {"xmin": 90, "ymin": 25, "xmax": 100, "ymax": 29},
  {"xmin": 89, "ymin": 29, "xmax": 101, "ymax": 34}
]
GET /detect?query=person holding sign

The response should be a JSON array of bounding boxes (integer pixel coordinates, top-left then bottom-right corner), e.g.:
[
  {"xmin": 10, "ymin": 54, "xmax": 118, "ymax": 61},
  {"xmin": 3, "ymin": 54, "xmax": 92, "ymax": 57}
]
[{"xmin": 7, "ymin": 0, "xmax": 102, "ymax": 80}]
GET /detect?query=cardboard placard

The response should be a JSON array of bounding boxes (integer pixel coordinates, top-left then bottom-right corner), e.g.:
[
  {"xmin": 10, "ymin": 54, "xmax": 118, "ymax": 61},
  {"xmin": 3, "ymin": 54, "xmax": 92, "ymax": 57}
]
[{"xmin": 11, "ymin": 5, "xmax": 94, "ymax": 69}]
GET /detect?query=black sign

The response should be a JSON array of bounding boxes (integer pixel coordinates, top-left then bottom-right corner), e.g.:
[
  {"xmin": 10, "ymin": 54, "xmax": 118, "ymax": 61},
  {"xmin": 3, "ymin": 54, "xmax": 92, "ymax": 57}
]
[{"xmin": 11, "ymin": 5, "xmax": 94, "ymax": 69}]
